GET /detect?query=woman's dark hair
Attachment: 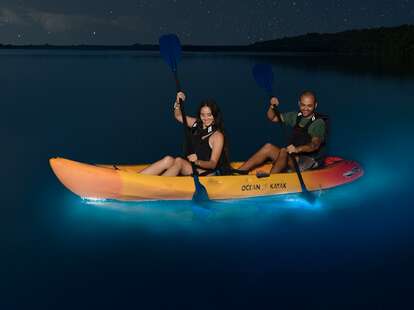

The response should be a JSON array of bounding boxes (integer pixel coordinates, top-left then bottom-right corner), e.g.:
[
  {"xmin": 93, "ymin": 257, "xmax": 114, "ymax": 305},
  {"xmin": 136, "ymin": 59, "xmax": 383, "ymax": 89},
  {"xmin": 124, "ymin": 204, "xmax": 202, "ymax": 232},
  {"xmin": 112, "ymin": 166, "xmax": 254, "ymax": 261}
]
[{"xmin": 197, "ymin": 99, "xmax": 230, "ymax": 169}]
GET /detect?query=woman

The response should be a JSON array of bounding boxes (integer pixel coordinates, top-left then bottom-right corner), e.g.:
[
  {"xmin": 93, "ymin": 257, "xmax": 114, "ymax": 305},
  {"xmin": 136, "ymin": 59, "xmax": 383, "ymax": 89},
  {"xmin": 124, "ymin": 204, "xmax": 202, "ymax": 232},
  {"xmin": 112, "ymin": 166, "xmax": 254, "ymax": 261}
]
[{"xmin": 140, "ymin": 91, "xmax": 230, "ymax": 176}]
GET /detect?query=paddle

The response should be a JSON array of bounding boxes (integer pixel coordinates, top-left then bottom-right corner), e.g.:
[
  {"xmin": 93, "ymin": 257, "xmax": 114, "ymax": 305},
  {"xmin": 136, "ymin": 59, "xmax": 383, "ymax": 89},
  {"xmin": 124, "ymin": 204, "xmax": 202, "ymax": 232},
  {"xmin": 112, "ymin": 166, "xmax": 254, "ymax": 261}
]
[
  {"xmin": 159, "ymin": 34, "xmax": 209, "ymax": 202},
  {"xmin": 252, "ymin": 64, "xmax": 315, "ymax": 202}
]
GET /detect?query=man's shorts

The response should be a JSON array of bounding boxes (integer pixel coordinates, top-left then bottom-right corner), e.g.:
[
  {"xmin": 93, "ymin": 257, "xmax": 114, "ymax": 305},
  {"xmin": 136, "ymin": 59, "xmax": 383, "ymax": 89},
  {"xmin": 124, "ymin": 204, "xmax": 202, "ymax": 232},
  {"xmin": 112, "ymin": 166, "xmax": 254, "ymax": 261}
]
[{"xmin": 298, "ymin": 155, "xmax": 319, "ymax": 172}]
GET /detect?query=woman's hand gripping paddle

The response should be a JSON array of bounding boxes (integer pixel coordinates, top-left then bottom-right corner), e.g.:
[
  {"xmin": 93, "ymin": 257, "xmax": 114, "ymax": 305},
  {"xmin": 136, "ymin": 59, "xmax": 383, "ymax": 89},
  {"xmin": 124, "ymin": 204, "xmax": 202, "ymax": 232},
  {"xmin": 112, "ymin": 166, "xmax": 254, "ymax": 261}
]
[
  {"xmin": 252, "ymin": 64, "xmax": 315, "ymax": 203},
  {"xmin": 159, "ymin": 34, "xmax": 209, "ymax": 202}
]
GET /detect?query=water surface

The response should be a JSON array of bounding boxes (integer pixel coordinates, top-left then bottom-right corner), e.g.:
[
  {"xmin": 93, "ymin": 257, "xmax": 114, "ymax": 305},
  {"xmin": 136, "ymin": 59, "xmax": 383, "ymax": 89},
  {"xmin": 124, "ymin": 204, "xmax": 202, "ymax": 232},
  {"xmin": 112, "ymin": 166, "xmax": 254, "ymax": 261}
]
[{"xmin": 1, "ymin": 50, "xmax": 413, "ymax": 308}]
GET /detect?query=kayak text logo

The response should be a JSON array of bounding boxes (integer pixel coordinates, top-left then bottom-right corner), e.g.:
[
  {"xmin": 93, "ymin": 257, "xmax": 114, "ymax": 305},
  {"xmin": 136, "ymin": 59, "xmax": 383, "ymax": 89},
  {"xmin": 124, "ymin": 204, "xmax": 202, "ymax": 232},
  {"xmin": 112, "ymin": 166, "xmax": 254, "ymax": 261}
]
[
  {"xmin": 270, "ymin": 183, "xmax": 287, "ymax": 189},
  {"xmin": 241, "ymin": 184, "xmax": 262, "ymax": 191},
  {"xmin": 241, "ymin": 182, "xmax": 287, "ymax": 192}
]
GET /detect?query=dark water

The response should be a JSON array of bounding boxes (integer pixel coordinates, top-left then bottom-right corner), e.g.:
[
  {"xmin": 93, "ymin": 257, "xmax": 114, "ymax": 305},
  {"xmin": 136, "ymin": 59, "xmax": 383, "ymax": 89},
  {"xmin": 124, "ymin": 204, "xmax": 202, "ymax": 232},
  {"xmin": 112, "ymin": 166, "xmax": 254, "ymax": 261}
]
[{"xmin": 1, "ymin": 50, "xmax": 414, "ymax": 308}]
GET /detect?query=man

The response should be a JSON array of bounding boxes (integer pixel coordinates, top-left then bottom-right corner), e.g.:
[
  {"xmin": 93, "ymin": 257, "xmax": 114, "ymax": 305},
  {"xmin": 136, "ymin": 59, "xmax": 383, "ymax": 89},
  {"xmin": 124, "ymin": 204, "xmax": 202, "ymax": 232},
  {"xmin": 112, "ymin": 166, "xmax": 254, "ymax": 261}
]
[{"xmin": 239, "ymin": 90, "xmax": 326, "ymax": 174}]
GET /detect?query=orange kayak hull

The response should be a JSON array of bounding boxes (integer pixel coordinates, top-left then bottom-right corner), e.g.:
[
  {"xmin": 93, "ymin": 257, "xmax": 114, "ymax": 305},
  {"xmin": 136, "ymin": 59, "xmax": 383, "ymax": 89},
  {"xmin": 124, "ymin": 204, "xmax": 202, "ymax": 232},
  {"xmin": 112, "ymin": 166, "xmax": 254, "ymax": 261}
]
[{"xmin": 49, "ymin": 157, "xmax": 363, "ymax": 201}]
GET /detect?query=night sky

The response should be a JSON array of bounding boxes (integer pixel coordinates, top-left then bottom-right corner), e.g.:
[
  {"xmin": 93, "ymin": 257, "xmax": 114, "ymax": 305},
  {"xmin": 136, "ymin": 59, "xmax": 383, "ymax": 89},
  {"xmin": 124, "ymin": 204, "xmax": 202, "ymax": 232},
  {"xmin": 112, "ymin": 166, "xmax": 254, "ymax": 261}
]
[{"xmin": 0, "ymin": 0, "xmax": 413, "ymax": 45}]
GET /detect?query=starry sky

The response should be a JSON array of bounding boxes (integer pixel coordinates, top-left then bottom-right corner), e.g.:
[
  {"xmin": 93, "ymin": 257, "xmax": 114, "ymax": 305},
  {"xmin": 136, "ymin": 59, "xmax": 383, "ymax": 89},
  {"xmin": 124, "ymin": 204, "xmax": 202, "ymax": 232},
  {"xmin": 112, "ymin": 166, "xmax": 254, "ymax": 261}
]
[{"xmin": 0, "ymin": 0, "xmax": 413, "ymax": 45}]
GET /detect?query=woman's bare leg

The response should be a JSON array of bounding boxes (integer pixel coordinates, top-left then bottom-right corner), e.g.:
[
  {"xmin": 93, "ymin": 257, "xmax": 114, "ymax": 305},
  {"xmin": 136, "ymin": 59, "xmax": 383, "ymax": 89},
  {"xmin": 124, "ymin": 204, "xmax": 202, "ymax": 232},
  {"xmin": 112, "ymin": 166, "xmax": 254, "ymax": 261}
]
[
  {"xmin": 162, "ymin": 157, "xmax": 193, "ymax": 176},
  {"xmin": 139, "ymin": 156, "xmax": 175, "ymax": 175}
]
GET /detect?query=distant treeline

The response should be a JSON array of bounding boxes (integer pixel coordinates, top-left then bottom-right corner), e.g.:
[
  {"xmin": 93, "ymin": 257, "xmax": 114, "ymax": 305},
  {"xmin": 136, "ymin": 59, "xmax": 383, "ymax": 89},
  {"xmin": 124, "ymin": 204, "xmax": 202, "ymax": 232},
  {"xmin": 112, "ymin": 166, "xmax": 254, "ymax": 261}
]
[
  {"xmin": 250, "ymin": 24, "xmax": 414, "ymax": 56},
  {"xmin": 0, "ymin": 24, "xmax": 413, "ymax": 56}
]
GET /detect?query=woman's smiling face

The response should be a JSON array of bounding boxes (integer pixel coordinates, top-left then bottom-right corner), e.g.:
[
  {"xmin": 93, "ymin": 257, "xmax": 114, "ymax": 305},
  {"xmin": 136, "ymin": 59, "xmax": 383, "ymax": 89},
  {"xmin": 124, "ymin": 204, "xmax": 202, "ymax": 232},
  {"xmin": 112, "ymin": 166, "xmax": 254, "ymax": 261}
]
[{"xmin": 200, "ymin": 106, "xmax": 214, "ymax": 127}]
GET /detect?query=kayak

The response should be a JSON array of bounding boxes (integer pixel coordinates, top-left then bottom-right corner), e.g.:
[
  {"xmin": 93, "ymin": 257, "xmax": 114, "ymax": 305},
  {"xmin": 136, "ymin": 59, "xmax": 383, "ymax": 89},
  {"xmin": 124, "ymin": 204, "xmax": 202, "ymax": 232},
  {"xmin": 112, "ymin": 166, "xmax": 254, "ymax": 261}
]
[{"xmin": 49, "ymin": 156, "xmax": 363, "ymax": 201}]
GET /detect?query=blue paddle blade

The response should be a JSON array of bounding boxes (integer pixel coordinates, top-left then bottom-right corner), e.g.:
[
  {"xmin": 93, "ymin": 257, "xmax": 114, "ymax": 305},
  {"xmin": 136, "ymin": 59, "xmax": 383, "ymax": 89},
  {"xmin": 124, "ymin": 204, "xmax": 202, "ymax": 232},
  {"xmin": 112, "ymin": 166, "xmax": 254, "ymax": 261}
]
[
  {"xmin": 192, "ymin": 174, "xmax": 210, "ymax": 202},
  {"xmin": 252, "ymin": 63, "xmax": 274, "ymax": 94},
  {"xmin": 159, "ymin": 34, "xmax": 182, "ymax": 72}
]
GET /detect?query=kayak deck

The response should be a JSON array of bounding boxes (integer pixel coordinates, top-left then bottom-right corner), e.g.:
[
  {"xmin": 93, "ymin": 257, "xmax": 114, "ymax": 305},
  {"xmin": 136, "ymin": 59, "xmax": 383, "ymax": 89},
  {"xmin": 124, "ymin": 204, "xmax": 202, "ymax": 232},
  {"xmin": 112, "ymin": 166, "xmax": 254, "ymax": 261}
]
[{"xmin": 49, "ymin": 157, "xmax": 363, "ymax": 201}]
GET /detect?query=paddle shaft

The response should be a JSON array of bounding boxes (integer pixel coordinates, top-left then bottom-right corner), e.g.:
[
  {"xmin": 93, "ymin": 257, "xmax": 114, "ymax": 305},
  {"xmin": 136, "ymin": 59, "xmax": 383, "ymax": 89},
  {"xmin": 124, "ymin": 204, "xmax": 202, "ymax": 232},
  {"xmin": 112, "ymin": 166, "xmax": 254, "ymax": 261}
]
[
  {"xmin": 173, "ymin": 71, "xmax": 199, "ymax": 175},
  {"xmin": 271, "ymin": 105, "xmax": 310, "ymax": 194},
  {"xmin": 159, "ymin": 34, "xmax": 209, "ymax": 202}
]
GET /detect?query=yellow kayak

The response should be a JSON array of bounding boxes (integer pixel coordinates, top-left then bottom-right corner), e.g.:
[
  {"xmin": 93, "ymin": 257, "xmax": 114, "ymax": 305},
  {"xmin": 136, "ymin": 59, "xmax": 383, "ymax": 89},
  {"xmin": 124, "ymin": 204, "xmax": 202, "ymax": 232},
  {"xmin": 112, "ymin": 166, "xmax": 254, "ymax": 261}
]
[{"xmin": 49, "ymin": 156, "xmax": 363, "ymax": 201}]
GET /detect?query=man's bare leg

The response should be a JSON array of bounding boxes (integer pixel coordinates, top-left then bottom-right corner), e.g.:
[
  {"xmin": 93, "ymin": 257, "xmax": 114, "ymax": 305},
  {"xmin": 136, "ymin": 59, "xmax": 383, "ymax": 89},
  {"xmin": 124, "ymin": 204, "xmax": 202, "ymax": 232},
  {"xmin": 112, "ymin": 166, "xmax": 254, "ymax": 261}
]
[
  {"xmin": 270, "ymin": 148, "xmax": 288, "ymax": 174},
  {"xmin": 238, "ymin": 143, "xmax": 282, "ymax": 171},
  {"xmin": 286, "ymin": 155, "xmax": 303, "ymax": 172}
]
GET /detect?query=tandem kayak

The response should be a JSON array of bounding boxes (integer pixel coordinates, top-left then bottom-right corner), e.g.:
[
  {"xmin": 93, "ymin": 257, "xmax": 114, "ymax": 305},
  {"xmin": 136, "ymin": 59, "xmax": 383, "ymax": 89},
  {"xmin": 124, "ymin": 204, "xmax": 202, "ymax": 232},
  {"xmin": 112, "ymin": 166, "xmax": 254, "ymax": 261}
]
[{"xmin": 49, "ymin": 156, "xmax": 363, "ymax": 201}]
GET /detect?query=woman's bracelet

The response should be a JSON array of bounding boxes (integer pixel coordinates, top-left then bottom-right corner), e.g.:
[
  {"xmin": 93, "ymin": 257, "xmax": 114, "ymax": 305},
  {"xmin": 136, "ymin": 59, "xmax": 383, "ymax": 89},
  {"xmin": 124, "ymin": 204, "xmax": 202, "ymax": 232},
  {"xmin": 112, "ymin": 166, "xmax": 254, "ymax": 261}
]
[{"xmin": 173, "ymin": 102, "xmax": 180, "ymax": 110}]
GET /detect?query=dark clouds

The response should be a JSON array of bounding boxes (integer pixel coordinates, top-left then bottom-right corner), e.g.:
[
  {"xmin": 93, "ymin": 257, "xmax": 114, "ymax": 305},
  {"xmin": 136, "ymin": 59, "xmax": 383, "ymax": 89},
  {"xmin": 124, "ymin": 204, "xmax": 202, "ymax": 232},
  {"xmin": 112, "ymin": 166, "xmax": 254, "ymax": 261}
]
[{"xmin": 0, "ymin": 0, "xmax": 413, "ymax": 45}]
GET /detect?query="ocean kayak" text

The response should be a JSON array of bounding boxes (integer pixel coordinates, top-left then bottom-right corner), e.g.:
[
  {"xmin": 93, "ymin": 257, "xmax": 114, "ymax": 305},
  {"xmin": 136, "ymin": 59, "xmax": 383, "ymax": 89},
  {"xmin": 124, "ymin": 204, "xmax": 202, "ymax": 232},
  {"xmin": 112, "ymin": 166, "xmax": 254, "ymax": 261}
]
[{"xmin": 241, "ymin": 183, "xmax": 287, "ymax": 192}]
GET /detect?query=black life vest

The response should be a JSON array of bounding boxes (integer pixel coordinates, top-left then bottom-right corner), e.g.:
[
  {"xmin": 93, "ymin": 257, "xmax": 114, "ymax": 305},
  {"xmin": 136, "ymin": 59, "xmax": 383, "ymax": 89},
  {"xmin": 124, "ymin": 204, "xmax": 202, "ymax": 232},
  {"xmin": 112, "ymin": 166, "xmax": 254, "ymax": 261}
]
[
  {"xmin": 288, "ymin": 112, "xmax": 328, "ymax": 164},
  {"xmin": 187, "ymin": 121, "xmax": 230, "ymax": 175}
]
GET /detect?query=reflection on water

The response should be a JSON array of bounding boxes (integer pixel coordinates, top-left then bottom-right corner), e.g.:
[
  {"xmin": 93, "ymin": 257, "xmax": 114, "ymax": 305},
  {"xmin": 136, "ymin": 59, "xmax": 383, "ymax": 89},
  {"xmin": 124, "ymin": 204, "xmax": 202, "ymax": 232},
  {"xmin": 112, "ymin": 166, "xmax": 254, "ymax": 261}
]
[
  {"xmin": 252, "ymin": 53, "xmax": 414, "ymax": 78},
  {"xmin": 60, "ymin": 170, "xmax": 389, "ymax": 235}
]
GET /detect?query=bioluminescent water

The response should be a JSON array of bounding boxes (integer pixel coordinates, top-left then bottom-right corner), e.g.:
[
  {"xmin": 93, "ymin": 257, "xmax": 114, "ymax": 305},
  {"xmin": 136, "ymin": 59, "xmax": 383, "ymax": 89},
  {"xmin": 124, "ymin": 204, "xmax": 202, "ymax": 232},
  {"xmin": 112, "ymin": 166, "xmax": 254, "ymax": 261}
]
[{"xmin": 1, "ymin": 51, "xmax": 413, "ymax": 307}]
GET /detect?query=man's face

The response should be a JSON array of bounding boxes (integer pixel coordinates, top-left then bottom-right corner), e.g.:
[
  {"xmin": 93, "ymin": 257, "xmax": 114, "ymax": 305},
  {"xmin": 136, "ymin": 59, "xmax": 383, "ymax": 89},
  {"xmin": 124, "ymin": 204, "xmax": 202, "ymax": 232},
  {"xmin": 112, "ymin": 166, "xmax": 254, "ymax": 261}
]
[{"xmin": 299, "ymin": 95, "xmax": 317, "ymax": 117}]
